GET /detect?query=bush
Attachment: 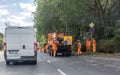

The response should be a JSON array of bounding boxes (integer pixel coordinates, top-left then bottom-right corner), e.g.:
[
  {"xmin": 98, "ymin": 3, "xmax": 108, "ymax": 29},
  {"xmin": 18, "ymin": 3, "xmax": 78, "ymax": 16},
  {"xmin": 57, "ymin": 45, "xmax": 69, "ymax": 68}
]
[
  {"xmin": 72, "ymin": 42, "xmax": 77, "ymax": 52},
  {"xmin": 98, "ymin": 39, "xmax": 120, "ymax": 53},
  {"xmin": 113, "ymin": 35, "xmax": 120, "ymax": 45}
]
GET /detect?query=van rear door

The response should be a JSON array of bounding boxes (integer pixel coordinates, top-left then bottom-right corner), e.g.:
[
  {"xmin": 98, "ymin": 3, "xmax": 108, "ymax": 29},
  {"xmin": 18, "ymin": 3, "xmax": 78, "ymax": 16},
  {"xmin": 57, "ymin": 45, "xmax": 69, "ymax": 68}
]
[
  {"xmin": 19, "ymin": 28, "xmax": 34, "ymax": 57},
  {"xmin": 6, "ymin": 28, "xmax": 21, "ymax": 59}
]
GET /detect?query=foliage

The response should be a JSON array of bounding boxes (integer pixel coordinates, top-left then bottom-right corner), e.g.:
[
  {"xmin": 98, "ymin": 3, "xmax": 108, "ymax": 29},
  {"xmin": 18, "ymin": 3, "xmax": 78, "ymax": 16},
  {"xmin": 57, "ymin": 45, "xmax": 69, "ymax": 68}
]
[
  {"xmin": 98, "ymin": 39, "xmax": 120, "ymax": 53},
  {"xmin": 34, "ymin": 0, "xmax": 120, "ymax": 53},
  {"xmin": 0, "ymin": 33, "xmax": 3, "ymax": 50},
  {"xmin": 36, "ymin": 33, "xmax": 46, "ymax": 47}
]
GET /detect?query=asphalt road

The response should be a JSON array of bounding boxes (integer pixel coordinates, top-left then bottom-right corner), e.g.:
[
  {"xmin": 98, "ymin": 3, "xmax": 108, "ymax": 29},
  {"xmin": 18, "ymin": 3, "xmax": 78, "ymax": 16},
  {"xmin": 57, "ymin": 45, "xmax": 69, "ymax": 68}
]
[{"xmin": 0, "ymin": 51, "xmax": 120, "ymax": 75}]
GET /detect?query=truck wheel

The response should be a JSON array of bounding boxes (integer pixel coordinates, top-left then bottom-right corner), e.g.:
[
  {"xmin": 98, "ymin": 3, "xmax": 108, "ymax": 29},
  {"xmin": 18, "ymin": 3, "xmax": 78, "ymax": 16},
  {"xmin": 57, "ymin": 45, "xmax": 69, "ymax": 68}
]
[
  {"xmin": 6, "ymin": 61, "xmax": 10, "ymax": 65},
  {"xmin": 49, "ymin": 52, "xmax": 51, "ymax": 55},
  {"xmin": 62, "ymin": 53, "xmax": 64, "ymax": 56},
  {"xmin": 51, "ymin": 51, "xmax": 53, "ymax": 56}
]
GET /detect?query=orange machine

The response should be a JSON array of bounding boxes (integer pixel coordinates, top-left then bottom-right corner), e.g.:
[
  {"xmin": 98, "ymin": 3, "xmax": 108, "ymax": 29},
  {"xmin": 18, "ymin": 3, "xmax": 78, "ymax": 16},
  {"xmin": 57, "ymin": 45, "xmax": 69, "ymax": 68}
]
[{"xmin": 48, "ymin": 32, "xmax": 72, "ymax": 56}]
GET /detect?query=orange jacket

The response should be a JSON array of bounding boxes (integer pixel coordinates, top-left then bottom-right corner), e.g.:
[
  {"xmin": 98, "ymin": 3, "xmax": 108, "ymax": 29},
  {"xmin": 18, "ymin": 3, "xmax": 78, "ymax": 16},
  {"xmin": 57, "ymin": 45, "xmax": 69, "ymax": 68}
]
[
  {"xmin": 92, "ymin": 40, "xmax": 96, "ymax": 47},
  {"xmin": 52, "ymin": 43, "xmax": 57, "ymax": 51},
  {"xmin": 39, "ymin": 47, "xmax": 42, "ymax": 50},
  {"xmin": 86, "ymin": 40, "xmax": 91, "ymax": 47}
]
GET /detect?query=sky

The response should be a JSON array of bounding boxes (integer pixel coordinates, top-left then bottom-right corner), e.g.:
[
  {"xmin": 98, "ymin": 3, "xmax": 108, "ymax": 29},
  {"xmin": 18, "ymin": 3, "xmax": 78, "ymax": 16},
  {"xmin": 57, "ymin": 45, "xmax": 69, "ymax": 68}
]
[{"xmin": 0, "ymin": 0, "xmax": 36, "ymax": 33}]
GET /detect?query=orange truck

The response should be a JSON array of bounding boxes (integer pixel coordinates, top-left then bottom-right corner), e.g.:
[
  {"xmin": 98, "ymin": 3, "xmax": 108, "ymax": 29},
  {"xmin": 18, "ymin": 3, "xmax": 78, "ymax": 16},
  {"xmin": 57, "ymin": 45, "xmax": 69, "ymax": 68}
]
[{"xmin": 48, "ymin": 32, "xmax": 72, "ymax": 56}]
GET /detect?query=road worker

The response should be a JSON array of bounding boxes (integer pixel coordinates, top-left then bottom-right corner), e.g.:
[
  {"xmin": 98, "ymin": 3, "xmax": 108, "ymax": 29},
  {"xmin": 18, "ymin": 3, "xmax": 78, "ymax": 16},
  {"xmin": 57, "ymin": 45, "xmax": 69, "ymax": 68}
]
[
  {"xmin": 77, "ymin": 40, "xmax": 82, "ymax": 55},
  {"xmin": 52, "ymin": 41, "xmax": 57, "ymax": 57},
  {"xmin": 45, "ymin": 43, "xmax": 48, "ymax": 53},
  {"xmin": 92, "ymin": 38, "xmax": 96, "ymax": 53},
  {"xmin": 86, "ymin": 39, "xmax": 91, "ymax": 53},
  {"xmin": 39, "ymin": 47, "xmax": 43, "ymax": 52}
]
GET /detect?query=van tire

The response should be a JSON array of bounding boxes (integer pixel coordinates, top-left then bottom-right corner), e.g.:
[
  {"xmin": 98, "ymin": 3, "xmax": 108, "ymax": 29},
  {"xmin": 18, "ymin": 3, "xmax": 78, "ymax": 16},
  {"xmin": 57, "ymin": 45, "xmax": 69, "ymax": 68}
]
[
  {"xmin": 33, "ymin": 60, "xmax": 37, "ymax": 65},
  {"xmin": 6, "ymin": 61, "xmax": 10, "ymax": 65}
]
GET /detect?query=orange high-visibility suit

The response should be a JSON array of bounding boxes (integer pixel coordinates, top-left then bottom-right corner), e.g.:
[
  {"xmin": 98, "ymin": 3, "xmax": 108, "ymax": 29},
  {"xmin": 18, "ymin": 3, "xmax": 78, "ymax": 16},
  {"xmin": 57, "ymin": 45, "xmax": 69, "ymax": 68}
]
[
  {"xmin": 45, "ymin": 44, "xmax": 48, "ymax": 53},
  {"xmin": 77, "ymin": 40, "xmax": 82, "ymax": 55},
  {"xmin": 86, "ymin": 39, "xmax": 91, "ymax": 53},
  {"xmin": 39, "ymin": 47, "xmax": 43, "ymax": 52},
  {"xmin": 52, "ymin": 42, "xmax": 57, "ymax": 57},
  {"xmin": 92, "ymin": 38, "xmax": 96, "ymax": 53}
]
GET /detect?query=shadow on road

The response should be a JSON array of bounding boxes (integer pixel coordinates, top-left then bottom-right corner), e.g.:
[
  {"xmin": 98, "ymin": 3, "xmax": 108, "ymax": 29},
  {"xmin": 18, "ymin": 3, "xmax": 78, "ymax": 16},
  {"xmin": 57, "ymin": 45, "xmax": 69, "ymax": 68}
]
[{"xmin": 6, "ymin": 62, "xmax": 37, "ymax": 66}]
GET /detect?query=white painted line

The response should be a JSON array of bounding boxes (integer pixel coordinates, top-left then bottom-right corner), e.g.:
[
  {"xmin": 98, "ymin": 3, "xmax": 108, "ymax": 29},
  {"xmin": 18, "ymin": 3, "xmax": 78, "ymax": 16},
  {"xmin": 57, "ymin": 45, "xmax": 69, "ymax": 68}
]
[
  {"xmin": 91, "ymin": 63, "xmax": 97, "ymax": 66},
  {"xmin": 47, "ymin": 60, "xmax": 51, "ymax": 63},
  {"xmin": 57, "ymin": 69, "xmax": 66, "ymax": 75},
  {"xmin": 86, "ymin": 59, "xmax": 94, "ymax": 63}
]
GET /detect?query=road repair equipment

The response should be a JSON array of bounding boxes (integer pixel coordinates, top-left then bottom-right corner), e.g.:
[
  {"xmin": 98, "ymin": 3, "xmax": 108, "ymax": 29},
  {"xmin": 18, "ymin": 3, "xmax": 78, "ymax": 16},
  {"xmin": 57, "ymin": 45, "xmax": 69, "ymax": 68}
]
[{"xmin": 48, "ymin": 32, "xmax": 72, "ymax": 56}]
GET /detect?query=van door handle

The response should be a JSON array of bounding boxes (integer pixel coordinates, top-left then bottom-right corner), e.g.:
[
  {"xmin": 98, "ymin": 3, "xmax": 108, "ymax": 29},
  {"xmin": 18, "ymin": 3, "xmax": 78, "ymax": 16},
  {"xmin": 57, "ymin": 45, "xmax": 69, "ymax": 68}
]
[{"xmin": 23, "ymin": 45, "xmax": 25, "ymax": 49}]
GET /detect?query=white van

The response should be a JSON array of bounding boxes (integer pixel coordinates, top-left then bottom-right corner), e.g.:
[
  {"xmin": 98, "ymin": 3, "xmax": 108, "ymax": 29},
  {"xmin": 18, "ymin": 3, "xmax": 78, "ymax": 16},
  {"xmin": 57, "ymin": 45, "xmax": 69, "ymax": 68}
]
[{"xmin": 3, "ymin": 26, "xmax": 37, "ymax": 65}]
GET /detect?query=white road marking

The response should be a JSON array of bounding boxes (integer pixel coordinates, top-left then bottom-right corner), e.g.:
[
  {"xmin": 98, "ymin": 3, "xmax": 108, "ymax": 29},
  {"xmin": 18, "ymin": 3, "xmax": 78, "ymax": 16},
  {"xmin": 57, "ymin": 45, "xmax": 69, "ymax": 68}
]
[
  {"xmin": 47, "ymin": 60, "xmax": 51, "ymax": 63},
  {"xmin": 57, "ymin": 69, "xmax": 66, "ymax": 75},
  {"xmin": 86, "ymin": 59, "xmax": 94, "ymax": 63},
  {"xmin": 91, "ymin": 63, "xmax": 97, "ymax": 66}
]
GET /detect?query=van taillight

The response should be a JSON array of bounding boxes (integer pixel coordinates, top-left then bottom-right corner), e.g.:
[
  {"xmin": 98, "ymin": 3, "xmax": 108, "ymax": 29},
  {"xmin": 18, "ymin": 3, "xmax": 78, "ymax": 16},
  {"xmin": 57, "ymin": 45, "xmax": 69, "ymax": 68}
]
[
  {"xmin": 3, "ymin": 43, "xmax": 6, "ymax": 47},
  {"xmin": 3, "ymin": 43, "xmax": 7, "ymax": 51},
  {"xmin": 34, "ymin": 42, "xmax": 37, "ymax": 47},
  {"xmin": 34, "ymin": 42, "xmax": 37, "ymax": 53}
]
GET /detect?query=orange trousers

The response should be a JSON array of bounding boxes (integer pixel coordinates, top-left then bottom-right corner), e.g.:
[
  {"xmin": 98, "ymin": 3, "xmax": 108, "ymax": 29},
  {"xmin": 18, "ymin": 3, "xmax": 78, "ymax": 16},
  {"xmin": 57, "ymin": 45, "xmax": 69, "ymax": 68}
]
[
  {"xmin": 40, "ymin": 49, "xmax": 42, "ymax": 52},
  {"xmin": 46, "ymin": 49, "xmax": 48, "ymax": 53},
  {"xmin": 86, "ymin": 46, "xmax": 90, "ymax": 53},
  {"xmin": 53, "ymin": 50, "xmax": 57, "ymax": 57},
  {"xmin": 77, "ymin": 48, "xmax": 82, "ymax": 55},
  {"xmin": 92, "ymin": 46, "xmax": 96, "ymax": 53}
]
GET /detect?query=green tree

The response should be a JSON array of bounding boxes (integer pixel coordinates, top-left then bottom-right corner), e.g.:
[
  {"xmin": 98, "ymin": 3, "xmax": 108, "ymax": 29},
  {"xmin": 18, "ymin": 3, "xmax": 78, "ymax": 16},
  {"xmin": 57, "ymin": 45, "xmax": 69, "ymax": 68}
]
[
  {"xmin": 0, "ymin": 33, "xmax": 3, "ymax": 50},
  {"xmin": 34, "ymin": 0, "xmax": 120, "ymax": 52}
]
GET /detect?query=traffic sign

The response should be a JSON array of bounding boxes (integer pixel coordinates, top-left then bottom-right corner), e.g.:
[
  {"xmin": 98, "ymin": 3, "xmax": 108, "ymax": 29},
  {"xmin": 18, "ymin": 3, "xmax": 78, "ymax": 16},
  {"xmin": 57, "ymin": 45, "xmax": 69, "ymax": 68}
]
[
  {"xmin": 90, "ymin": 28, "xmax": 94, "ymax": 34},
  {"xmin": 89, "ymin": 22, "xmax": 94, "ymax": 28}
]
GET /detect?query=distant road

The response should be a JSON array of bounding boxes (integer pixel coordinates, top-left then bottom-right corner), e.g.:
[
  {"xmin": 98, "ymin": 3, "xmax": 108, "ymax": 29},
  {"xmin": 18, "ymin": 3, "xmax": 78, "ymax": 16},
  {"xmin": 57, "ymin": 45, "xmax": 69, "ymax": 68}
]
[{"xmin": 0, "ymin": 51, "xmax": 120, "ymax": 75}]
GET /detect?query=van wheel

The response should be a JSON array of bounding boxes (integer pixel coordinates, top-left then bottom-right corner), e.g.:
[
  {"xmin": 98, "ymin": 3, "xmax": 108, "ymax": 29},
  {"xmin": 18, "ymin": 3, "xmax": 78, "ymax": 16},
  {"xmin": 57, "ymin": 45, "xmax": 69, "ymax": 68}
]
[
  {"xmin": 69, "ymin": 53, "xmax": 72, "ymax": 56},
  {"xmin": 62, "ymin": 53, "xmax": 64, "ymax": 56},
  {"xmin": 6, "ymin": 61, "xmax": 10, "ymax": 65},
  {"xmin": 33, "ymin": 60, "xmax": 37, "ymax": 65}
]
